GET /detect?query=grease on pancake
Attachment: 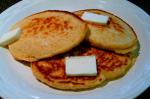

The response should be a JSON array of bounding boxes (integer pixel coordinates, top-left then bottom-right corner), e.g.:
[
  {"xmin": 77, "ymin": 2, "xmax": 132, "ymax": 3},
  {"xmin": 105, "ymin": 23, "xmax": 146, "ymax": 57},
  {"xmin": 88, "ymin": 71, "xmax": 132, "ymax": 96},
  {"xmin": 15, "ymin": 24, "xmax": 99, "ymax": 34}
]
[
  {"xmin": 31, "ymin": 43, "xmax": 133, "ymax": 90},
  {"xmin": 74, "ymin": 9, "xmax": 138, "ymax": 54},
  {"xmin": 9, "ymin": 10, "xmax": 88, "ymax": 62}
]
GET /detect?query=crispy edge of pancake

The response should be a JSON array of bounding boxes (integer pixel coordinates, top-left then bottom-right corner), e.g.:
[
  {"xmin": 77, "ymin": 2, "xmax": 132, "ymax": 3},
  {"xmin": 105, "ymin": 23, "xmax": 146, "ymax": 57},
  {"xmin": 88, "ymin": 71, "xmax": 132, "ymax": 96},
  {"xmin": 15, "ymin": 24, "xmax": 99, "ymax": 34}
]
[
  {"xmin": 101, "ymin": 41, "xmax": 140, "ymax": 80},
  {"xmin": 74, "ymin": 9, "xmax": 138, "ymax": 53},
  {"xmin": 31, "ymin": 63, "xmax": 106, "ymax": 91},
  {"xmin": 8, "ymin": 10, "xmax": 89, "ymax": 62},
  {"xmin": 101, "ymin": 56, "xmax": 132, "ymax": 80},
  {"xmin": 114, "ymin": 44, "xmax": 137, "ymax": 54},
  {"xmin": 104, "ymin": 56, "xmax": 137, "ymax": 81}
]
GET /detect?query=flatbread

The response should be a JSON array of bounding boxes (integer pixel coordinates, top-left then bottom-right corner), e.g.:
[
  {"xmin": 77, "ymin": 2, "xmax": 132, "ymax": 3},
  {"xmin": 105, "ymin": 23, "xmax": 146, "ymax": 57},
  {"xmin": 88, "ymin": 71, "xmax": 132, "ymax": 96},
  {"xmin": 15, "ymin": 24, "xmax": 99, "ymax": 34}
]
[
  {"xmin": 9, "ymin": 10, "xmax": 88, "ymax": 62},
  {"xmin": 31, "ymin": 43, "xmax": 132, "ymax": 90},
  {"xmin": 74, "ymin": 9, "xmax": 138, "ymax": 54}
]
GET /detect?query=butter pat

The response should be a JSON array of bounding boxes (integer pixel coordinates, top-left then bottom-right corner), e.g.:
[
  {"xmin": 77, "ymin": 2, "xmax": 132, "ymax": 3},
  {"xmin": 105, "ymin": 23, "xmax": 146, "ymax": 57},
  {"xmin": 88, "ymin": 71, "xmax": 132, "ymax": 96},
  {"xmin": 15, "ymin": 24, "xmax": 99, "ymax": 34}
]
[
  {"xmin": 82, "ymin": 12, "xmax": 109, "ymax": 25},
  {"xmin": 65, "ymin": 56, "xmax": 97, "ymax": 76},
  {"xmin": 0, "ymin": 27, "xmax": 22, "ymax": 47}
]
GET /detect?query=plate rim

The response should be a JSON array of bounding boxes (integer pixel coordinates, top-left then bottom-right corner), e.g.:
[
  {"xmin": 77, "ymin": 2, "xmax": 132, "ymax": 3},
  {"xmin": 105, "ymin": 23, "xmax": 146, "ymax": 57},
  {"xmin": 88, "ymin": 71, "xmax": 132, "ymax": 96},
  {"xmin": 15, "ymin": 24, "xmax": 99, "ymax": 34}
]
[{"xmin": 0, "ymin": 0, "xmax": 150, "ymax": 99}]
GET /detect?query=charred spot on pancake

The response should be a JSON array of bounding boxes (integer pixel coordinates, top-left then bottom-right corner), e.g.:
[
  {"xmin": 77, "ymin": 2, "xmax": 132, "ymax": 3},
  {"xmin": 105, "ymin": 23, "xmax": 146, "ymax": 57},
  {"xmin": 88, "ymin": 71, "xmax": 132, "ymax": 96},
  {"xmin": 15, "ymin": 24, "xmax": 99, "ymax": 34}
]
[
  {"xmin": 23, "ymin": 16, "xmax": 74, "ymax": 37},
  {"xmin": 32, "ymin": 18, "xmax": 42, "ymax": 24}
]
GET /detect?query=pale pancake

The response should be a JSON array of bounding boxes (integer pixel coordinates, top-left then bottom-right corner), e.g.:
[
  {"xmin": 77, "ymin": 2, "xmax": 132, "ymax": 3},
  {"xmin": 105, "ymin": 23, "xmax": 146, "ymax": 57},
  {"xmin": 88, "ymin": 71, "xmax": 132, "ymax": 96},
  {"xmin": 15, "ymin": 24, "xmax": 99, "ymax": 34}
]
[
  {"xmin": 114, "ymin": 44, "xmax": 137, "ymax": 54},
  {"xmin": 74, "ymin": 9, "xmax": 138, "ymax": 54},
  {"xmin": 31, "ymin": 43, "xmax": 133, "ymax": 90},
  {"xmin": 9, "ymin": 10, "xmax": 88, "ymax": 62}
]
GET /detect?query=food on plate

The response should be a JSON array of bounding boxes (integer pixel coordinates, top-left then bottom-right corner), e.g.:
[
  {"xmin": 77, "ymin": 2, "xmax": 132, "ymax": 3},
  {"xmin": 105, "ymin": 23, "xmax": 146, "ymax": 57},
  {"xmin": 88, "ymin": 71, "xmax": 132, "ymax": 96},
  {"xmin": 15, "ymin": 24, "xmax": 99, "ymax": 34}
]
[
  {"xmin": 0, "ymin": 28, "xmax": 22, "ymax": 47},
  {"xmin": 8, "ymin": 10, "xmax": 88, "ymax": 62},
  {"xmin": 74, "ymin": 9, "xmax": 138, "ymax": 54},
  {"xmin": 31, "ymin": 43, "xmax": 133, "ymax": 90},
  {"xmin": 2, "ymin": 9, "xmax": 139, "ymax": 91}
]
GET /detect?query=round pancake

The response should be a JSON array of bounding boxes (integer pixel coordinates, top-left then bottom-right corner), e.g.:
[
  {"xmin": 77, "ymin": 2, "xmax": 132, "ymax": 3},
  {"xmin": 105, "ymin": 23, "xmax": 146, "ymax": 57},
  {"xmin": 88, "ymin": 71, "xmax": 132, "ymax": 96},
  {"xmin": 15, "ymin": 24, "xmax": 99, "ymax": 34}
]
[
  {"xmin": 74, "ymin": 9, "xmax": 138, "ymax": 54},
  {"xmin": 9, "ymin": 10, "xmax": 88, "ymax": 62},
  {"xmin": 31, "ymin": 43, "xmax": 133, "ymax": 90}
]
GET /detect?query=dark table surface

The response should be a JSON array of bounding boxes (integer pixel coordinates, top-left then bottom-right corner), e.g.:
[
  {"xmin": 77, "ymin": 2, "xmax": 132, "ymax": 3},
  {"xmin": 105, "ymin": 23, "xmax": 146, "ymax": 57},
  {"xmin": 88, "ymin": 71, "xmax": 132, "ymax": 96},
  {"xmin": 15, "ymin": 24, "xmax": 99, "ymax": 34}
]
[{"xmin": 0, "ymin": 0, "xmax": 150, "ymax": 99}]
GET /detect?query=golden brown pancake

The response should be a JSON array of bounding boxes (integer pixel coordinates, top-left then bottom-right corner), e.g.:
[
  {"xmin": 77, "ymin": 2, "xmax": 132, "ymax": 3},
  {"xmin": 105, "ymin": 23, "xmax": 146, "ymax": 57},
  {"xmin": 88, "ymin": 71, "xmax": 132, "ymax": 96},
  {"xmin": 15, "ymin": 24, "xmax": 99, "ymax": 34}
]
[
  {"xmin": 31, "ymin": 43, "xmax": 133, "ymax": 90},
  {"xmin": 74, "ymin": 9, "xmax": 138, "ymax": 54},
  {"xmin": 9, "ymin": 10, "xmax": 88, "ymax": 62}
]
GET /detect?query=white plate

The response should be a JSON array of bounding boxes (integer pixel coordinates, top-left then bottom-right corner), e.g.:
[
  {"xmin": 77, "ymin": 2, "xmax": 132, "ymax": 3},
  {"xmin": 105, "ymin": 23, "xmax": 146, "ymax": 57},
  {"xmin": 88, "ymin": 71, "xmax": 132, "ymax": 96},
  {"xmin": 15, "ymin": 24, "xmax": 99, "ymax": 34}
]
[{"xmin": 0, "ymin": 0, "xmax": 150, "ymax": 99}]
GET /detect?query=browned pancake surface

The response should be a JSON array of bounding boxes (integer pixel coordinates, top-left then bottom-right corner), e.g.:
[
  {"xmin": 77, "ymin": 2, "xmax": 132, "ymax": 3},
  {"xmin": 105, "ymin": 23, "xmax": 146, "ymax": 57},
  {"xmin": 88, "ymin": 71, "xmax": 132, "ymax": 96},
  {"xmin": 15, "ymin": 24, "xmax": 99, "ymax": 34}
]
[
  {"xmin": 9, "ymin": 10, "xmax": 88, "ymax": 62},
  {"xmin": 31, "ymin": 43, "xmax": 132, "ymax": 90}
]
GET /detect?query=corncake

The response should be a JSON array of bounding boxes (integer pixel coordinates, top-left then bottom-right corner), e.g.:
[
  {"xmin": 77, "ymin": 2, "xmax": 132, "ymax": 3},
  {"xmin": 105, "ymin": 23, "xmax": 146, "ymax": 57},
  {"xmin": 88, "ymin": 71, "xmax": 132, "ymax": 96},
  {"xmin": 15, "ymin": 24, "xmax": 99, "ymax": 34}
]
[
  {"xmin": 9, "ymin": 10, "xmax": 88, "ymax": 62},
  {"xmin": 31, "ymin": 43, "xmax": 133, "ymax": 90},
  {"xmin": 74, "ymin": 9, "xmax": 138, "ymax": 54},
  {"xmin": 4, "ymin": 9, "xmax": 139, "ymax": 91}
]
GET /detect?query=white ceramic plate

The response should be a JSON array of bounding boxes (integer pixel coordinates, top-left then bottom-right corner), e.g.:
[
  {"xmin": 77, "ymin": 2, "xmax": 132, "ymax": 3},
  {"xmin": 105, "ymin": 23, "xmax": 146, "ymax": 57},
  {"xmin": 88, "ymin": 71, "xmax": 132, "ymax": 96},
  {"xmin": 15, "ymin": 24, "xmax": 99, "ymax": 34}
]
[{"xmin": 0, "ymin": 0, "xmax": 150, "ymax": 99}]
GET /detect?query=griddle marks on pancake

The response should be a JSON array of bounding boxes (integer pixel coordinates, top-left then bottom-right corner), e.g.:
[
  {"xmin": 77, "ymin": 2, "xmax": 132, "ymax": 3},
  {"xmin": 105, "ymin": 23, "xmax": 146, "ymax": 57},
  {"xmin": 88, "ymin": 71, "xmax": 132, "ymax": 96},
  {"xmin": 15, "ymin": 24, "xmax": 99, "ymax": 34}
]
[
  {"xmin": 97, "ymin": 53, "xmax": 128, "ymax": 71},
  {"xmin": 76, "ymin": 46, "xmax": 129, "ymax": 72},
  {"xmin": 110, "ymin": 18, "xmax": 124, "ymax": 33},
  {"xmin": 87, "ymin": 18, "xmax": 124, "ymax": 34},
  {"xmin": 33, "ymin": 44, "xmax": 129, "ymax": 85},
  {"xmin": 36, "ymin": 59, "xmax": 65, "ymax": 77},
  {"xmin": 23, "ymin": 16, "xmax": 73, "ymax": 38},
  {"xmin": 74, "ymin": 10, "xmax": 124, "ymax": 33},
  {"xmin": 34, "ymin": 59, "xmax": 99, "ymax": 85}
]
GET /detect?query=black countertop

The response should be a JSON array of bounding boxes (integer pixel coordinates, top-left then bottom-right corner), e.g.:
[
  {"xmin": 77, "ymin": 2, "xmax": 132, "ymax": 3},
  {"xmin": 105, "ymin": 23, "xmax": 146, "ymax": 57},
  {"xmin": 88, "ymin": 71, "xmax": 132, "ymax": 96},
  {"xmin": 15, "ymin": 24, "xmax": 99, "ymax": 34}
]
[{"xmin": 0, "ymin": 0, "xmax": 150, "ymax": 99}]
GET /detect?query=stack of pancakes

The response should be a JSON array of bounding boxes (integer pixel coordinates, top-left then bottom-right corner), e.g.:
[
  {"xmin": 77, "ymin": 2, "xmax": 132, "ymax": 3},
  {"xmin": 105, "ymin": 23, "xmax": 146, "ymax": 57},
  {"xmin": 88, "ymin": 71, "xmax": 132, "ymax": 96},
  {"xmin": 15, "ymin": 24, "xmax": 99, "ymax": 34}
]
[{"xmin": 8, "ymin": 9, "xmax": 139, "ymax": 91}]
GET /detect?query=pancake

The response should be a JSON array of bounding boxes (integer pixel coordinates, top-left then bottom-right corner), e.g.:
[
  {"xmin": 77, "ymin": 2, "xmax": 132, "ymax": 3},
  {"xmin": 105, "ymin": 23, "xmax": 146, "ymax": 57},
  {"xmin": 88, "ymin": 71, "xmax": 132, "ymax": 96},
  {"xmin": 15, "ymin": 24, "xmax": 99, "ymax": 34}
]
[
  {"xmin": 9, "ymin": 10, "xmax": 88, "ymax": 62},
  {"xmin": 31, "ymin": 43, "xmax": 133, "ymax": 90},
  {"xmin": 74, "ymin": 9, "xmax": 138, "ymax": 54}
]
